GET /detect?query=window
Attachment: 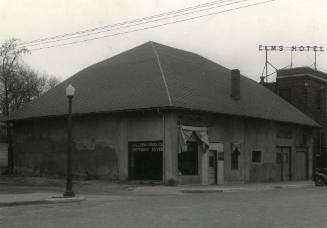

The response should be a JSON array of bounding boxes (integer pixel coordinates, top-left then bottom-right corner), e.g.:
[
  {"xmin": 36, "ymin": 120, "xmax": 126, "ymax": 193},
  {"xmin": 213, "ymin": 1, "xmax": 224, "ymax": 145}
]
[
  {"xmin": 218, "ymin": 152, "xmax": 224, "ymax": 161},
  {"xmin": 252, "ymin": 150, "xmax": 262, "ymax": 163},
  {"xmin": 209, "ymin": 155, "xmax": 215, "ymax": 167},
  {"xmin": 231, "ymin": 146, "xmax": 240, "ymax": 170},
  {"xmin": 178, "ymin": 141, "xmax": 198, "ymax": 175}
]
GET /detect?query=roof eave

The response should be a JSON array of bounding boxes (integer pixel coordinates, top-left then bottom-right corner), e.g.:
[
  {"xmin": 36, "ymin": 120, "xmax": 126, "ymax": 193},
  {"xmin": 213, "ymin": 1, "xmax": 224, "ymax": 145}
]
[{"xmin": 8, "ymin": 106, "xmax": 320, "ymax": 128}]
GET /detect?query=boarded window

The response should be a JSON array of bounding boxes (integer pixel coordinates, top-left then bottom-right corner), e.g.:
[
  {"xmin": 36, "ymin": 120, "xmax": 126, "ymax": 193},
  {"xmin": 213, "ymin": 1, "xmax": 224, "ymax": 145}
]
[
  {"xmin": 252, "ymin": 150, "xmax": 262, "ymax": 163},
  {"xmin": 178, "ymin": 141, "xmax": 198, "ymax": 175}
]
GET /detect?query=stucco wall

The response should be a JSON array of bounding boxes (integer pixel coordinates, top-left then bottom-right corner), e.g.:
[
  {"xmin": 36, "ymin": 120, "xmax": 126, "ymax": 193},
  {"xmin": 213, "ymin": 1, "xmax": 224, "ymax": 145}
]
[
  {"xmin": 174, "ymin": 111, "xmax": 313, "ymax": 184},
  {"xmin": 12, "ymin": 110, "xmax": 313, "ymax": 184},
  {"xmin": 13, "ymin": 115, "xmax": 120, "ymax": 179},
  {"xmin": 12, "ymin": 112, "xmax": 164, "ymax": 180}
]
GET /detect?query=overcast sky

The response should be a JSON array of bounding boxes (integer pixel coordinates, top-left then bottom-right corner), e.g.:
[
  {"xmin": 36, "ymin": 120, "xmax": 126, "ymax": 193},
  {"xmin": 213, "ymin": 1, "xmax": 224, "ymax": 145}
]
[{"xmin": 1, "ymin": 0, "xmax": 326, "ymax": 82}]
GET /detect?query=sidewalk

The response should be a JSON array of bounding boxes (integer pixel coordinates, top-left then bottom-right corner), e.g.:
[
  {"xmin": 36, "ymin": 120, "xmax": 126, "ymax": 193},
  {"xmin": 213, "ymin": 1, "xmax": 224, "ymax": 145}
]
[
  {"xmin": 0, "ymin": 177, "xmax": 88, "ymax": 207},
  {"xmin": 131, "ymin": 181, "xmax": 315, "ymax": 195},
  {"xmin": 0, "ymin": 177, "xmax": 315, "ymax": 207},
  {"xmin": 0, "ymin": 192, "xmax": 85, "ymax": 207}
]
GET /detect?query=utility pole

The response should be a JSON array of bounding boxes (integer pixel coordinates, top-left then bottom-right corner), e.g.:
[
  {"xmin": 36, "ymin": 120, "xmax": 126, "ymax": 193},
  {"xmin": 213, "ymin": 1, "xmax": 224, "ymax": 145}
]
[
  {"xmin": 265, "ymin": 48, "xmax": 268, "ymax": 82},
  {"xmin": 314, "ymin": 50, "xmax": 317, "ymax": 70}
]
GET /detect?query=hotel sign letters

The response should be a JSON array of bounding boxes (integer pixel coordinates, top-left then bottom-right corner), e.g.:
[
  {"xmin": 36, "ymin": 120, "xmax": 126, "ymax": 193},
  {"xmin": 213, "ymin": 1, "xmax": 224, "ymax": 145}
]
[{"xmin": 259, "ymin": 45, "xmax": 325, "ymax": 52}]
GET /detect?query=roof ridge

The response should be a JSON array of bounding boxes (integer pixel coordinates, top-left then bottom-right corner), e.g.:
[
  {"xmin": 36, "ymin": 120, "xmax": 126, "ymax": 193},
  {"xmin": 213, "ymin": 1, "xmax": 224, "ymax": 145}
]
[{"xmin": 150, "ymin": 41, "xmax": 173, "ymax": 106}]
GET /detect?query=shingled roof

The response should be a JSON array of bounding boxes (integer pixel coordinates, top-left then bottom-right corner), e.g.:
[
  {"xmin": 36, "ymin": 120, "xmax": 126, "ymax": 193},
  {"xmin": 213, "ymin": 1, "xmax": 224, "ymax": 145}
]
[{"xmin": 10, "ymin": 41, "xmax": 318, "ymax": 127}]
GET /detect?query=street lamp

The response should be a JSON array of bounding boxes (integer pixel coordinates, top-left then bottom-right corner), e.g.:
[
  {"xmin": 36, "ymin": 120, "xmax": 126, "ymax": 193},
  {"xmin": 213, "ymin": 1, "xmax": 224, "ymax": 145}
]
[{"xmin": 64, "ymin": 84, "xmax": 75, "ymax": 197}]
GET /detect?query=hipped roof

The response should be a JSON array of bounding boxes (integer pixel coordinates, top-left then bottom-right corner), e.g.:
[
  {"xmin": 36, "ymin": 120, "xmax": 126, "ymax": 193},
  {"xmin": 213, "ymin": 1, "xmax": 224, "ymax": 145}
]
[{"xmin": 10, "ymin": 41, "xmax": 319, "ymax": 127}]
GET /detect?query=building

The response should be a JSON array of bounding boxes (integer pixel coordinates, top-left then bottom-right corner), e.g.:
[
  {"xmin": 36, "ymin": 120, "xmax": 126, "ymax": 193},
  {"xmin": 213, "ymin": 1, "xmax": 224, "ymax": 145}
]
[
  {"xmin": 262, "ymin": 67, "xmax": 327, "ymax": 169},
  {"xmin": 8, "ymin": 42, "xmax": 318, "ymax": 184}
]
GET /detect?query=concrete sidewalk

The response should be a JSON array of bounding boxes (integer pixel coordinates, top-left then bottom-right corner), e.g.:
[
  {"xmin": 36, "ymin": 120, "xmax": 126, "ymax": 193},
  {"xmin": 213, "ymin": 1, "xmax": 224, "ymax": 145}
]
[
  {"xmin": 0, "ymin": 177, "xmax": 315, "ymax": 207},
  {"xmin": 0, "ymin": 192, "xmax": 85, "ymax": 207},
  {"xmin": 0, "ymin": 177, "xmax": 87, "ymax": 207},
  {"xmin": 131, "ymin": 181, "xmax": 315, "ymax": 195}
]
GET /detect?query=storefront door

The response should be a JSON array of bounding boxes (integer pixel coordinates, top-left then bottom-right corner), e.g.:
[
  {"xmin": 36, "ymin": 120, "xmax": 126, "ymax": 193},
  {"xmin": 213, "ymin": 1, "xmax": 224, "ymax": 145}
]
[
  {"xmin": 294, "ymin": 147, "xmax": 308, "ymax": 180},
  {"xmin": 128, "ymin": 141, "xmax": 163, "ymax": 181},
  {"xmin": 209, "ymin": 143, "xmax": 224, "ymax": 185},
  {"xmin": 276, "ymin": 147, "xmax": 292, "ymax": 181}
]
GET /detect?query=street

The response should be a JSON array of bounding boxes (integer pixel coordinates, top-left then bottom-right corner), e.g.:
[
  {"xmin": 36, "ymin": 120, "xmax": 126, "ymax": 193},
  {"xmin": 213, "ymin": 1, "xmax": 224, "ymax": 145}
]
[{"xmin": 0, "ymin": 187, "xmax": 326, "ymax": 228}]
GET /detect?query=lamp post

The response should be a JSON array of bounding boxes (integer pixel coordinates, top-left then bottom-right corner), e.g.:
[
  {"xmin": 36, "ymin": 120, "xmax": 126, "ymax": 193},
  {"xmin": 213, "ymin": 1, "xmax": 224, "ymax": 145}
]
[{"xmin": 64, "ymin": 84, "xmax": 75, "ymax": 197}]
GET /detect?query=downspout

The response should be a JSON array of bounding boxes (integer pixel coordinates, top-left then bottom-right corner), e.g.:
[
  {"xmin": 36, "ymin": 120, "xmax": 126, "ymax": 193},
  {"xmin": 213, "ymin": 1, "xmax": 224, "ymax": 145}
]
[
  {"xmin": 243, "ymin": 117, "xmax": 247, "ymax": 184},
  {"xmin": 162, "ymin": 110, "xmax": 166, "ymax": 184},
  {"xmin": 319, "ymin": 129, "xmax": 322, "ymax": 169}
]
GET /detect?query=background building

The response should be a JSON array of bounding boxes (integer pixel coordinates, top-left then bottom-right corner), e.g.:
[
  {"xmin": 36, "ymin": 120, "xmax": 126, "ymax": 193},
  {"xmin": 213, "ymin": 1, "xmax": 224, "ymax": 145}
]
[
  {"xmin": 7, "ymin": 42, "xmax": 318, "ymax": 184},
  {"xmin": 262, "ymin": 67, "xmax": 327, "ymax": 169}
]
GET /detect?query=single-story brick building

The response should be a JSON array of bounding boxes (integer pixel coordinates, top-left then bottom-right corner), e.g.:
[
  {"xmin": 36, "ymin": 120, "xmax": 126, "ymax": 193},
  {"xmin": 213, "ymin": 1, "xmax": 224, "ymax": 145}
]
[{"xmin": 8, "ymin": 41, "xmax": 318, "ymax": 184}]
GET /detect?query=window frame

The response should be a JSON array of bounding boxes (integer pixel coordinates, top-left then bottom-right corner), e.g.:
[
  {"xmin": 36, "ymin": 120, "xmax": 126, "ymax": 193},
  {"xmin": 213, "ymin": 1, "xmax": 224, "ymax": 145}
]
[{"xmin": 251, "ymin": 150, "xmax": 263, "ymax": 164}]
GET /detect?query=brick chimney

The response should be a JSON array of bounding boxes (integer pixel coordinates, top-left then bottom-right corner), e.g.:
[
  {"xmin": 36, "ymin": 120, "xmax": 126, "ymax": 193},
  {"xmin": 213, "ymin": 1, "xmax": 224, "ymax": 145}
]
[{"xmin": 231, "ymin": 69, "xmax": 240, "ymax": 100}]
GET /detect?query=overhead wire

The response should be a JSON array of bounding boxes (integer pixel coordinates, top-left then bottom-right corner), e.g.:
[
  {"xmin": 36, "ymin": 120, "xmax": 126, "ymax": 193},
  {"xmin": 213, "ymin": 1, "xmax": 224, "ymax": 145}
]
[
  {"xmin": 23, "ymin": 0, "xmax": 275, "ymax": 51},
  {"xmin": 18, "ymin": 0, "xmax": 234, "ymax": 46},
  {"xmin": 22, "ymin": 0, "xmax": 250, "ymax": 48}
]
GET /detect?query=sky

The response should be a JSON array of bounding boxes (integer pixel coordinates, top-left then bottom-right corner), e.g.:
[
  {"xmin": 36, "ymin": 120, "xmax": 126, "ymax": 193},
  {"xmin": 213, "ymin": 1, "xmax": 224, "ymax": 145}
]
[{"xmin": 1, "ymin": 0, "xmax": 326, "ymax": 82}]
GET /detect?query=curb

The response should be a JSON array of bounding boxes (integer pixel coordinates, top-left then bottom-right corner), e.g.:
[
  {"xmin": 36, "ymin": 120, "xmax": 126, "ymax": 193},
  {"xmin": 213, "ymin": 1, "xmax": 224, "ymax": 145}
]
[
  {"xmin": 272, "ymin": 183, "xmax": 314, "ymax": 189},
  {"xmin": 181, "ymin": 189, "xmax": 224, "ymax": 193},
  {"xmin": 0, "ymin": 196, "xmax": 86, "ymax": 207},
  {"xmin": 180, "ymin": 184, "xmax": 314, "ymax": 194}
]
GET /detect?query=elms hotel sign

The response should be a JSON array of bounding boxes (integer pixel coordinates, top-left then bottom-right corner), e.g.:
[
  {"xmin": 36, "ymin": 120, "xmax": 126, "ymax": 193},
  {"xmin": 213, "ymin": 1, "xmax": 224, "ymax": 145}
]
[{"xmin": 259, "ymin": 45, "xmax": 325, "ymax": 52}]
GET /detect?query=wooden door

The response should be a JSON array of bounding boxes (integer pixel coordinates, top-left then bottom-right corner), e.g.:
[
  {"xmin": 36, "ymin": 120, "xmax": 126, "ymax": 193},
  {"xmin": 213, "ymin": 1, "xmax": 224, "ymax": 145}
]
[{"xmin": 277, "ymin": 147, "xmax": 292, "ymax": 181}]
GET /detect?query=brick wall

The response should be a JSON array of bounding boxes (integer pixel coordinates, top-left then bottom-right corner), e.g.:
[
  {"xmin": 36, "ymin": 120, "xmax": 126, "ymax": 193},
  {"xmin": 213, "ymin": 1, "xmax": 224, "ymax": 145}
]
[{"xmin": 264, "ymin": 70, "xmax": 327, "ymax": 167}]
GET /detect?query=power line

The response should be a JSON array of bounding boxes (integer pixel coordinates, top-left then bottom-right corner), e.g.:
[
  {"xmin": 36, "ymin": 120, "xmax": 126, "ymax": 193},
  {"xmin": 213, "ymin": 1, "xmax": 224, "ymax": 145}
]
[
  {"xmin": 30, "ymin": 0, "xmax": 275, "ymax": 51},
  {"xmin": 18, "ymin": 0, "xmax": 233, "ymax": 46},
  {"xmin": 29, "ymin": 0, "xmax": 275, "ymax": 51},
  {"xmin": 23, "ymin": 0, "xmax": 250, "ymax": 48},
  {"xmin": 23, "ymin": 0, "xmax": 251, "ymax": 48}
]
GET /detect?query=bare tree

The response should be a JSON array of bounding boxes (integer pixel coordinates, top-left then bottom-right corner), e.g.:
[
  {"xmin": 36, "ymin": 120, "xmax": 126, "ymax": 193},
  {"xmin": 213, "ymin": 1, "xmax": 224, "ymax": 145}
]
[
  {"xmin": 5, "ymin": 66, "xmax": 60, "ymax": 113},
  {"xmin": 0, "ymin": 38, "xmax": 28, "ymax": 174},
  {"xmin": 0, "ymin": 38, "xmax": 29, "ymax": 116},
  {"xmin": 0, "ymin": 38, "xmax": 60, "ymax": 174},
  {"xmin": 39, "ymin": 72, "xmax": 60, "ymax": 94},
  {"xmin": 0, "ymin": 39, "xmax": 60, "ymax": 114}
]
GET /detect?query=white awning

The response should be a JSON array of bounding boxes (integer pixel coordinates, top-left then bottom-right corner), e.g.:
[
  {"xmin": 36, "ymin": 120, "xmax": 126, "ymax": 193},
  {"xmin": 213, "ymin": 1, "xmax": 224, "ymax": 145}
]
[
  {"xmin": 231, "ymin": 142, "xmax": 242, "ymax": 152},
  {"xmin": 179, "ymin": 125, "xmax": 209, "ymax": 151}
]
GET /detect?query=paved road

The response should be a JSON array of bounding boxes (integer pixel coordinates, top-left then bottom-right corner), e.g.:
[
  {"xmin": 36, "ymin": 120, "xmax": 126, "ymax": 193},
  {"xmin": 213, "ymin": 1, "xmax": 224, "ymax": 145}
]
[{"xmin": 0, "ymin": 187, "xmax": 326, "ymax": 228}]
